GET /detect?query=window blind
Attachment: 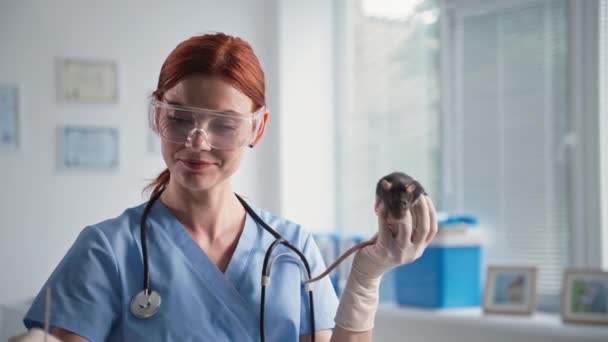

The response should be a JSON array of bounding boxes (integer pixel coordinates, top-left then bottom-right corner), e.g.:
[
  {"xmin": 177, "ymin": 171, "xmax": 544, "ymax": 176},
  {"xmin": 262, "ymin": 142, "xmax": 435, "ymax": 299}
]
[{"xmin": 452, "ymin": 0, "xmax": 570, "ymax": 296}]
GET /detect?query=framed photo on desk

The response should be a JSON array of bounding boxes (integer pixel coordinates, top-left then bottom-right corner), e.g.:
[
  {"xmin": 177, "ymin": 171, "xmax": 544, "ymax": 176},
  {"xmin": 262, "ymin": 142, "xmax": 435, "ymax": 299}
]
[
  {"xmin": 483, "ymin": 265, "xmax": 537, "ymax": 315},
  {"xmin": 562, "ymin": 269, "xmax": 608, "ymax": 325}
]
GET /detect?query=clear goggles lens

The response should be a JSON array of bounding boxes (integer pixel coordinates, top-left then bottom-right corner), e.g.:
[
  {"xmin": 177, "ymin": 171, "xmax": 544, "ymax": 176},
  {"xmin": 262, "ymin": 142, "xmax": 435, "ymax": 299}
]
[{"xmin": 149, "ymin": 100, "xmax": 264, "ymax": 150}]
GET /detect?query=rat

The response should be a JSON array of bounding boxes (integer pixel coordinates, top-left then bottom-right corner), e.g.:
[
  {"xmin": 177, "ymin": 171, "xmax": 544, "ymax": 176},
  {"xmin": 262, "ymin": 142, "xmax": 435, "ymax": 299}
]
[{"xmin": 305, "ymin": 171, "xmax": 426, "ymax": 284}]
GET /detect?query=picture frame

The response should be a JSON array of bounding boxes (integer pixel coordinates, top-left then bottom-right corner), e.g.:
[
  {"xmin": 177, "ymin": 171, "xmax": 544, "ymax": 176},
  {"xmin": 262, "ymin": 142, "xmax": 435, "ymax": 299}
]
[
  {"xmin": 0, "ymin": 84, "xmax": 19, "ymax": 150},
  {"xmin": 561, "ymin": 268, "xmax": 608, "ymax": 325},
  {"xmin": 58, "ymin": 58, "xmax": 118, "ymax": 103},
  {"xmin": 483, "ymin": 265, "xmax": 537, "ymax": 315},
  {"xmin": 58, "ymin": 126, "xmax": 119, "ymax": 170}
]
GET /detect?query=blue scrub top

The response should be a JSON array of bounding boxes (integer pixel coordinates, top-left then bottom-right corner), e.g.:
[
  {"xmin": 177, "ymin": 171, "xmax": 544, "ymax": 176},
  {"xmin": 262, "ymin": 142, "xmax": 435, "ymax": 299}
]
[{"xmin": 24, "ymin": 199, "xmax": 339, "ymax": 341}]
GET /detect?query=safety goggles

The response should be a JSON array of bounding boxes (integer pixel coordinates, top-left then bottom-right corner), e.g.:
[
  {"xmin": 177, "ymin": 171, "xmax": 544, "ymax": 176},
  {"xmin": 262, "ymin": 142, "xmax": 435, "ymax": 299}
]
[{"xmin": 149, "ymin": 99, "xmax": 265, "ymax": 150}]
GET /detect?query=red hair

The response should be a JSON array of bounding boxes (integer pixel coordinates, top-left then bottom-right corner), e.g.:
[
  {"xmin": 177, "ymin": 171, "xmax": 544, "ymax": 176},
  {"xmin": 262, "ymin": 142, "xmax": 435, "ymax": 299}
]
[{"xmin": 145, "ymin": 33, "xmax": 266, "ymax": 196}]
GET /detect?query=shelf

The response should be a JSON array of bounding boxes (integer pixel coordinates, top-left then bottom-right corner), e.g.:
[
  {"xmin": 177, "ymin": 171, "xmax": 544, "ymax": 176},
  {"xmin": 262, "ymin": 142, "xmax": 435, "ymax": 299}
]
[{"xmin": 376, "ymin": 305, "xmax": 608, "ymax": 340}]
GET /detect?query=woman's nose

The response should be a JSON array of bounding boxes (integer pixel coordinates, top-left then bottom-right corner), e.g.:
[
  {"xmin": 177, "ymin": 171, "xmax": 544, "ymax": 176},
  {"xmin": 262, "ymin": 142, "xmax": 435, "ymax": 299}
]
[{"xmin": 185, "ymin": 129, "xmax": 212, "ymax": 151}]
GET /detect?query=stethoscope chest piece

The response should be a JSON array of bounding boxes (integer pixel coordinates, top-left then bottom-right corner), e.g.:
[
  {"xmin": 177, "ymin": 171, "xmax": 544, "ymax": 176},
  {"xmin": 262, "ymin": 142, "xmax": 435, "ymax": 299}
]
[{"xmin": 130, "ymin": 290, "xmax": 162, "ymax": 319}]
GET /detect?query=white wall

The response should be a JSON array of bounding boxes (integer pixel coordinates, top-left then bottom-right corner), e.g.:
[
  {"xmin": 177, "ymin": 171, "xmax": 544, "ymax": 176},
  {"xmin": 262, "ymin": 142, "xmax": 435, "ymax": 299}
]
[
  {"xmin": 0, "ymin": 0, "xmax": 335, "ymax": 308},
  {"xmin": 598, "ymin": 0, "xmax": 608, "ymax": 270},
  {"xmin": 277, "ymin": 0, "xmax": 336, "ymax": 232},
  {"xmin": 0, "ymin": 0, "xmax": 278, "ymax": 304}
]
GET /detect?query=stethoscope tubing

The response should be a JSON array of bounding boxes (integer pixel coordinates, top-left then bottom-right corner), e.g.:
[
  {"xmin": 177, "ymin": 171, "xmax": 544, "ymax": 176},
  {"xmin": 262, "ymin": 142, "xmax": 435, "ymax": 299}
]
[
  {"xmin": 236, "ymin": 195, "xmax": 316, "ymax": 342},
  {"xmin": 140, "ymin": 190, "xmax": 163, "ymax": 293},
  {"xmin": 134, "ymin": 189, "xmax": 316, "ymax": 342}
]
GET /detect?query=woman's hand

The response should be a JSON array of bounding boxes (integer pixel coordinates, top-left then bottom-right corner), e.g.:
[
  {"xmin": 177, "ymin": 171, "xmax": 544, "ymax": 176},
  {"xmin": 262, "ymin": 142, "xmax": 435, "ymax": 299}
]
[
  {"xmin": 334, "ymin": 192, "xmax": 438, "ymax": 333},
  {"xmin": 353, "ymin": 195, "xmax": 438, "ymax": 279},
  {"xmin": 9, "ymin": 329, "xmax": 65, "ymax": 342}
]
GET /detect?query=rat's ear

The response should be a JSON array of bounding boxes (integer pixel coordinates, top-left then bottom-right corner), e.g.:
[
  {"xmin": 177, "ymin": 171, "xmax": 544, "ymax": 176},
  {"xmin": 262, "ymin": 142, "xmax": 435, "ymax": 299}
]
[
  {"xmin": 406, "ymin": 184, "xmax": 416, "ymax": 194},
  {"xmin": 381, "ymin": 179, "xmax": 392, "ymax": 191}
]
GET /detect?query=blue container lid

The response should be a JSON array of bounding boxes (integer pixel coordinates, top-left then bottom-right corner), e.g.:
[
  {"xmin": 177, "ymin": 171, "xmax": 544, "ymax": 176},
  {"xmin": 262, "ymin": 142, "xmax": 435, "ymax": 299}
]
[{"xmin": 437, "ymin": 212, "xmax": 479, "ymax": 228}]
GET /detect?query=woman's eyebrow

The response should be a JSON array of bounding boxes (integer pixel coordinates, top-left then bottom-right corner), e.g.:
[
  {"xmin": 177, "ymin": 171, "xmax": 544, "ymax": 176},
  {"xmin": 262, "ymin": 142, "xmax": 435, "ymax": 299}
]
[
  {"xmin": 165, "ymin": 100, "xmax": 243, "ymax": 114},
  {"xmin": 165, "ymin": 99, "xmax": 184, "ymax": 106},
  {"xmin": 220, "ymin": 109, "xmax": 242, "ymax": 114}
]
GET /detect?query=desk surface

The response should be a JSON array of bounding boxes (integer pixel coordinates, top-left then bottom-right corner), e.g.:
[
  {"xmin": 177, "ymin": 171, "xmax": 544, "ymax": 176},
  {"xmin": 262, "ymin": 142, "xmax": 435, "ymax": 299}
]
[
  {"xmin": 0, "ymin": 300, "xmax": 31, "ymax": 340},
  {"xmin": 377, "ymin": 305, "xmax": 608, "ymax": 339}
]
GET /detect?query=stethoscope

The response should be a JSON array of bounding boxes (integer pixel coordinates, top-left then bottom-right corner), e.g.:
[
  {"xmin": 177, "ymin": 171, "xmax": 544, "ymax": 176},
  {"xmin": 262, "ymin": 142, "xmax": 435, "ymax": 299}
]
[{"xmin": 129, "ymin": 189, "xmax": 317, "ymax": 342}]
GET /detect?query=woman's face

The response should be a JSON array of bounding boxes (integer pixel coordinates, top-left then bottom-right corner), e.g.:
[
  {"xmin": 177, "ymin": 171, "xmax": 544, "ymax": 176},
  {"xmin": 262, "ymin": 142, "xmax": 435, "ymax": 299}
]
[{"xmin": 160, "ymin": 75, "xmax": 265, "ymax": 193}]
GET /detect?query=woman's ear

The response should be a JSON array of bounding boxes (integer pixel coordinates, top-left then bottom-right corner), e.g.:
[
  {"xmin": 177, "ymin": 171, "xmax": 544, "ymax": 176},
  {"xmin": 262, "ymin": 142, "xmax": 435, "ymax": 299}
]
[{"xmin": 249, "ymin": 110, "xmax": 269, "ymax": 148}]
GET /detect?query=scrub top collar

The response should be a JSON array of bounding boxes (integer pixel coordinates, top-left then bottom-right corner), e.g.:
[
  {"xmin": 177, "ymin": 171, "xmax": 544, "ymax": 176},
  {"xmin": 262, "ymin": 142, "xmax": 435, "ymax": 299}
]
[{"xmin": 146, "ymin": 197, "xmax": 260, "ymax": 287}]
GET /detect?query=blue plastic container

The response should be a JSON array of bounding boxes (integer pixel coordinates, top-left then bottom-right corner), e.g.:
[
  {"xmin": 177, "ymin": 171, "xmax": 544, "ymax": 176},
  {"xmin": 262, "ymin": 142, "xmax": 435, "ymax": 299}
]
[
  {"xmin": 313, "ymin": 233, "xmax": 340, "ymax": 291},
  {"xmin": 313, "ymin": 232, "xmax": 365, "ymax": 296},
  {"xmin": 394, "ymin": 216, "xmax": 484, "ymax": 308}
]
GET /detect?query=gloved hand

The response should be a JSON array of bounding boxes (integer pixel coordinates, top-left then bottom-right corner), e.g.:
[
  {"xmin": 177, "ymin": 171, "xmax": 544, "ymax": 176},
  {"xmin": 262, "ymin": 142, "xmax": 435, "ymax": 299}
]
[
  {"xmin": 334, "ymin": 193, "xmax": 438, "ymax": 332},
  {"xmin": 9, "ymin": 329, "xmax": 63, "ymax": 342}
]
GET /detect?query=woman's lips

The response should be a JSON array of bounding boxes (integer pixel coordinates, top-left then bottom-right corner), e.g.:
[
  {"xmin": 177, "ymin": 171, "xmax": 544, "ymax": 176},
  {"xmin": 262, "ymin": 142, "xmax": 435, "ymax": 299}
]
[{"xmin": 180, "ymin": 159, "xmax": 216, "ymax": 171}]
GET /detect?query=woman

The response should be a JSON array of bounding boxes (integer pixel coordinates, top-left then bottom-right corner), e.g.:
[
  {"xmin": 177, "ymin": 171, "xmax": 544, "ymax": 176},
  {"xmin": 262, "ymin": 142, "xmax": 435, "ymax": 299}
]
[{"xmin": 22, "ymin": 33, "xmax": 437, "ymax": 341}]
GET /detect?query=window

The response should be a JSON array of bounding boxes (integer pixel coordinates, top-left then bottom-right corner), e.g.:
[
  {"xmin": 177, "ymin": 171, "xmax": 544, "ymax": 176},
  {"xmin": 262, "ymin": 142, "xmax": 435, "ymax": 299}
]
[
  {"xmin": 335, "ymin": 0, "xmax": 584, "ymax": 307},
  {"xmin": 601, "ymin": 0, "xmax": 608, "ymax": 270},
  {"xmin": 444, "ymin": 0, "xmax": 571, "ymax": 302},
  {"xmin": 334, "ymin": 0, "xmax": 441, "ymax": 235}
]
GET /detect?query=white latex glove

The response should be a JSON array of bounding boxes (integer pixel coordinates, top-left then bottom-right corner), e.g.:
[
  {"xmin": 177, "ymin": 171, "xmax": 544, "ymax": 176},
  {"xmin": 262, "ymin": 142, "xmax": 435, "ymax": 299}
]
[
  {"xmin": 9, "ymin": 329, "xmax": 63, "ymax": 342},
  {"xmin": 335, "ymin": 195, "xmax": 438, "ymax": 332}
]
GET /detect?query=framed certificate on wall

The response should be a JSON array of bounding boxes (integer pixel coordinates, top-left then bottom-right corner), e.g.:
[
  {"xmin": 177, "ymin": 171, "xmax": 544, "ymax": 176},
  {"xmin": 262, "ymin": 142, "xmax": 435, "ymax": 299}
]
[
  {"xmin": 58, "ymin": 58, "xmax": 118, "ymax": 103},
  {"xmin": 59, "ymin": 126, "xmax": 119, "ymax": 170},
  {"xmin": 0, "ymin": 84, "xmax": 19, "ymax": 150}
]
